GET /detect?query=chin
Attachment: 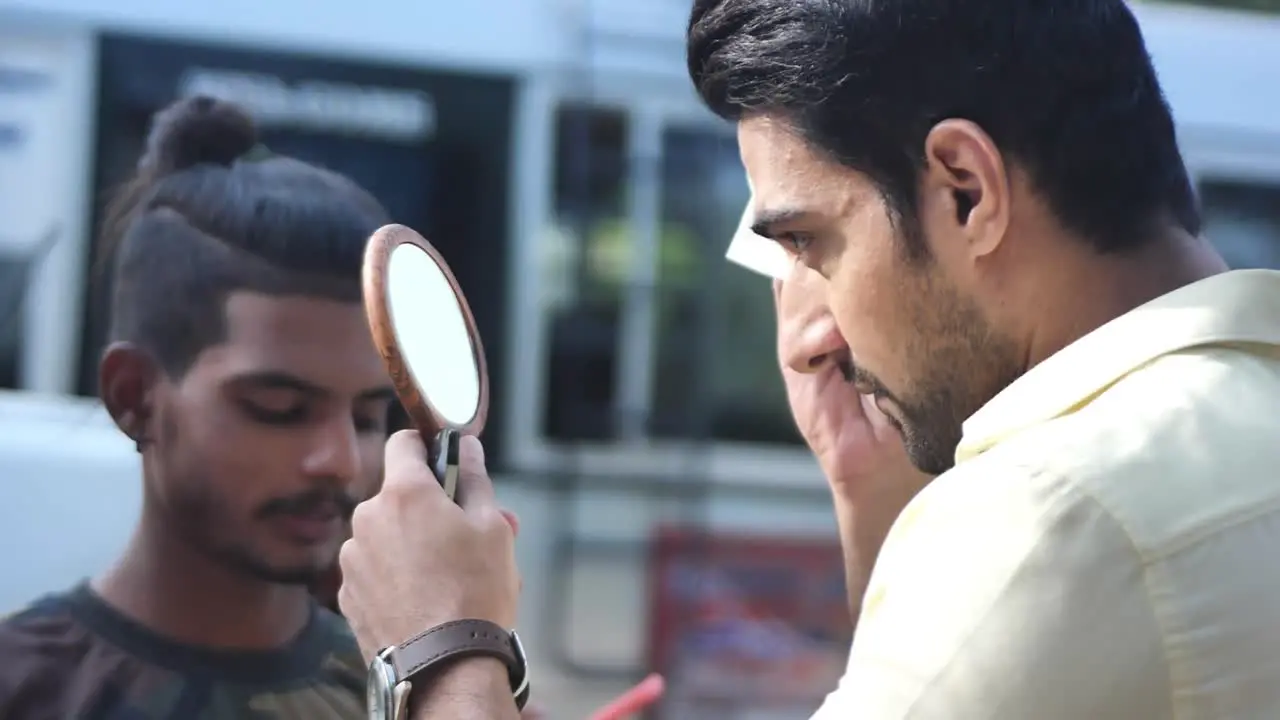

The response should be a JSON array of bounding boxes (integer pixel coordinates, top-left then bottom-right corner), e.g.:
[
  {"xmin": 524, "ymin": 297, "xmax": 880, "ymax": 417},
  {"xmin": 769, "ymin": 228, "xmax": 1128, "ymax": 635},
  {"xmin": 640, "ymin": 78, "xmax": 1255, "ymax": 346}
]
[
  {"xmin": 219, "ymin": 546, "xmax": 331, "ymax": 586},
  {"xmin": 255, "ymin": 564, "xmax": 329, "ymax": 586},
  {"xmin": 901, "ymin": 431, "xmax": 958, "ymax": 476}
]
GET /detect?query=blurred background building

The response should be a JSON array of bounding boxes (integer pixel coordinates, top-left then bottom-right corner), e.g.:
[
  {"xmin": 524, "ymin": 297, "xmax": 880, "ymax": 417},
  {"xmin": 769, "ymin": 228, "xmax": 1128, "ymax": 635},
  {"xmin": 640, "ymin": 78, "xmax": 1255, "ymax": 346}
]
[{"xmin": 1, "ymin": 0, "xmax": 1279, "ymax": 716}]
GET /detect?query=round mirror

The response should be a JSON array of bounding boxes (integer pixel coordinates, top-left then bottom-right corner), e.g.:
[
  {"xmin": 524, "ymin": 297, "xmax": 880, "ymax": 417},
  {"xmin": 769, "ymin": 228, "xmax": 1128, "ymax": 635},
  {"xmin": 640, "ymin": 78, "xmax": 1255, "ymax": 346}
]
[
  {"xmin": 363, "ymin": 224, "xmax": 489, "ymax": 443},
  {"xmin": 387, "ymin": 243, "xmax": 481, "ymax": 425}
]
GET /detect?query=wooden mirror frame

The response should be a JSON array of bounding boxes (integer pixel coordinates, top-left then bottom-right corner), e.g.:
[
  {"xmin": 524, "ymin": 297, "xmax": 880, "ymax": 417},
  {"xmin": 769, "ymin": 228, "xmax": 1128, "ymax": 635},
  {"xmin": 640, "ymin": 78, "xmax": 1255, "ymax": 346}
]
[{"xmin": 362, "ymin": 224, "xmax": 490, "ymax": 439}]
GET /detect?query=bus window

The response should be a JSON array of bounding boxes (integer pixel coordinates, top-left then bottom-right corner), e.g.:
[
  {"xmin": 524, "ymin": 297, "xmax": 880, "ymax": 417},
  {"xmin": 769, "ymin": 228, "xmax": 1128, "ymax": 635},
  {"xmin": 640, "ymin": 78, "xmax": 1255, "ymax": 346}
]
[
  {"xmin": 0, "ymin": 255, "xmax": 24, "ymax": 389},
  {"xmin": 1200, "ymin": 179, "xmax": 1280, "ymax": 270}
]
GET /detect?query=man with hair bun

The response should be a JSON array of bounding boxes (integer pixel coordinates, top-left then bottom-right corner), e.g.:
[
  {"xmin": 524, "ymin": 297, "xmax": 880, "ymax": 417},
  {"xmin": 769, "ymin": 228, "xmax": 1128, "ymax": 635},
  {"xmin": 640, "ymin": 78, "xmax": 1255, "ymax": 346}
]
[{"xmin": 0, "ymin": 95, "xmax": 394, "ymax": 719}]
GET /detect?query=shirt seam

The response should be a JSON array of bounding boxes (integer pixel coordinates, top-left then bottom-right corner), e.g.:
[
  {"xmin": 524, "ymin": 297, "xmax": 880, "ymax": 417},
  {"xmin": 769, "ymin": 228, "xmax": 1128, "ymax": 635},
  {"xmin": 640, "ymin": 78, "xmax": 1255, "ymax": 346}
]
[
  {"xmin": 1086, "ymin": 491, "xmax": 1280, "ymax": 720},
  {"xmin": 1144, "ymin": 493, "xmax": 1280, "ymax": 563},
  {"xmin": 1066, "ymin": 483, "xmax": 1186, "ymax": 720}
]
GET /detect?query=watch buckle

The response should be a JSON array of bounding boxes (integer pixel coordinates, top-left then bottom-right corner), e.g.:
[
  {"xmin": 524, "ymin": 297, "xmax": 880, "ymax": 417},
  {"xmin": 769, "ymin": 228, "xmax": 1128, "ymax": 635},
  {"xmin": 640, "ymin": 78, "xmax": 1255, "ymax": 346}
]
[{"xmin": 392, "ymin": 679, "xmax": 412, "ymax": 720}]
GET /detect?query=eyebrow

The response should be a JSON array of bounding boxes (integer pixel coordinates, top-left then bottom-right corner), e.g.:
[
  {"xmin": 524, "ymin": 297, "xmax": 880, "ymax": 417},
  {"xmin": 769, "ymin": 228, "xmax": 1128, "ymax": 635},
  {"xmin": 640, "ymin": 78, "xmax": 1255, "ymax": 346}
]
[
  {"xmin": 750, "ymin": 208, "xmax": 818, "ymax": 240},
  {"xmin": 233, "ymin": 370, "xmax": 397, "ymax": 403}
]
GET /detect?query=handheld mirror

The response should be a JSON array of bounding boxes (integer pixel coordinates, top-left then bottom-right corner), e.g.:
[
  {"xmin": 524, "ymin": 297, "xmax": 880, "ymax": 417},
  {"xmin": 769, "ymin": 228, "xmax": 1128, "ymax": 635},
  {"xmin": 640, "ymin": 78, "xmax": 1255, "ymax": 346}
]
[{"xmin": 363, "ymin": 224, "xmax": 489, "ymax": 501}]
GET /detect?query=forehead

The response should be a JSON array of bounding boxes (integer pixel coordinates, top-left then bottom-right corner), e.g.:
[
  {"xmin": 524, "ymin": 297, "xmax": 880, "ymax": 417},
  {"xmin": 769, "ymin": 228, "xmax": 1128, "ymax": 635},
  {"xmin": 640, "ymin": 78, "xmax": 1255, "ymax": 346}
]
[
  {"xmin": 204, "ymin": 292, "xmax": 385, "ymax": 389},
  {"xmin": 737, "ymin": 115, "xmax": 871, "ymax": 220}
]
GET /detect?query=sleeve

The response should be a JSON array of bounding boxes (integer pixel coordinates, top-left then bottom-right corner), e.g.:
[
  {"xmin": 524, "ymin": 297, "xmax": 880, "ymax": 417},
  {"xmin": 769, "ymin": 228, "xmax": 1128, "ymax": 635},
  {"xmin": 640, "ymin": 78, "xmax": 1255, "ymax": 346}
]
[{"xmin": 813, "ymin": 461, "xmax": 1174, "ymax": 720}]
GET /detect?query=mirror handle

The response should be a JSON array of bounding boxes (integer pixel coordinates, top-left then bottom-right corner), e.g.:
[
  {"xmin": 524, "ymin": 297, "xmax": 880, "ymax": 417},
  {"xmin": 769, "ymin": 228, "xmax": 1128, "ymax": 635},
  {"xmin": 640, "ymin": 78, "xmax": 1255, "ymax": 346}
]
[{"xmin": 429, "ymin": 428, "xmax": 461, "ymax": 502}]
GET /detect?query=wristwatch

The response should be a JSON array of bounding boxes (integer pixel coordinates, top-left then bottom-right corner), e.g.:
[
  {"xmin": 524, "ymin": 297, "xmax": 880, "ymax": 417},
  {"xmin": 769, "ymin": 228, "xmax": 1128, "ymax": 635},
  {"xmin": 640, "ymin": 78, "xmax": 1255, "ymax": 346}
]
[{"xmin": 366, "ymin": 619, "xmax": 531, "ymax": 720}]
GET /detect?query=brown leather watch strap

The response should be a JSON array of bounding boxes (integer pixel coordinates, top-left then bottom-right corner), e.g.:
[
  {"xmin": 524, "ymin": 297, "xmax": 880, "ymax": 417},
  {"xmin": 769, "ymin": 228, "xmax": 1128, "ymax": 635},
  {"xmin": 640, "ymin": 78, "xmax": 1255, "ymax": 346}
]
[{"xmin": 388, "ymin": 619, "xmax": 517, "ymax": 680}]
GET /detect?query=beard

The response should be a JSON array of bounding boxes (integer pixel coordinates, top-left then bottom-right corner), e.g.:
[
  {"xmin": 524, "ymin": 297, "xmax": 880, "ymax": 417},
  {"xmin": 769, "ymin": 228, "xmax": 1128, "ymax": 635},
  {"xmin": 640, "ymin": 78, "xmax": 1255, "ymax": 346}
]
[
  {"xmin": 842, "ymin": 274, "xmax": 1021, "ymax": 476},
  {"xmin": 207, "ymin": 542, "xmax": 331, "ymax": 585},
  {"xmin": 900, "ymin": 292, "xmax": 1021, "ymax": 474},
  {"xmin": 153, "ymin": 462, "xmax": 345, "ymax": 587}
]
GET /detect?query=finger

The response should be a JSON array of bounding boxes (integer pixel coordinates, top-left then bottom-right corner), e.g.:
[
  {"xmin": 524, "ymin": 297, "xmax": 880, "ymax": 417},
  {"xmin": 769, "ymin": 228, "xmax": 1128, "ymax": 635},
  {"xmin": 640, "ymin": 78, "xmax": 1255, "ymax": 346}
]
[
  {"xmin": 454, "ymin": 434, "xmax": 497, "ymax": 511},
  {"xmin": 381, "ymin": 429, "xmax": 439, "ymax": 496},
  {"xmin": 588, "ymin": 673, "xmax": 666, "ymax": 720},
  {"xmin": 349, "ymin": 495, "xmax": 370, "ymax": 537},
  {"xmin": 337, "ymin": 537, "xmax": 358, "ymax": 577},
  {"xmin": 499, "ymin": 508, "xmax": 520, "ymax": 538},
  {"xmin": 860, "ymin": 392, "xmax": 897, "ymax": 436}
]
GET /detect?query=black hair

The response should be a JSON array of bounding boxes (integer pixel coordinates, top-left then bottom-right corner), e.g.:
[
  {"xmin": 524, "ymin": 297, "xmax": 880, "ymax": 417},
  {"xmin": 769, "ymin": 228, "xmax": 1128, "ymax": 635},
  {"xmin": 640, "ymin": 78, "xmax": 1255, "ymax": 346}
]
[
  {"xmin": 687, "ymin": 0, "xmax": 1201, "ymax": 255},
  {"xmin": 102, "ymin": 95, "xmax": 390, "ymax": 376}
]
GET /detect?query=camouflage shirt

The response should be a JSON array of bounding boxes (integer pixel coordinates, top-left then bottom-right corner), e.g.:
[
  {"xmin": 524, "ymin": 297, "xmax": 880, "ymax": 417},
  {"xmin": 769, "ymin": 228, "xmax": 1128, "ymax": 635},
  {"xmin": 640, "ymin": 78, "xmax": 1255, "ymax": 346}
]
[{"xmin": 0, "ymin": 583, "xmax": 365, "ymax": 719}]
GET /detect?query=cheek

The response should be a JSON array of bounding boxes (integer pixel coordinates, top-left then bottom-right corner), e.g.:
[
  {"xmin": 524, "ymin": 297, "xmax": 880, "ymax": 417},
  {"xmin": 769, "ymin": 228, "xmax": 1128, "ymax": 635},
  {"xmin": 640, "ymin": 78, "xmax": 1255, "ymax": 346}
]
[
  {"xmin": 171, "ymin": 391, "xmax": 296, "ymax": 509},
  {"xmin": 825, "ymin": 239, "xmax": 907, "ymax": 378},
  {"xmin": 358, "ymin": 440, "xmax": 385, "ymax": 498}
]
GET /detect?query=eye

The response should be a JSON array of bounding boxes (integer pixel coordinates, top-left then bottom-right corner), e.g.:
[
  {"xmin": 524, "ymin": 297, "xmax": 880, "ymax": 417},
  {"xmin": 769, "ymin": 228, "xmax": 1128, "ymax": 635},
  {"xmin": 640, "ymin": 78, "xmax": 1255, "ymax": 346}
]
[
  {"xmin": 777, "ymin": 231, "xmax": 815, "ymax": 254},
  {"xmin": 354, "ymin": 400, "xmax": 393, "ymax": 435},
  {"xmin": 352, "ymin": 412, "xmax": 386, "ymax": 435},
  {"xmin": 241, "ymin": 400, "xmax": 308, "ymax": 426}
]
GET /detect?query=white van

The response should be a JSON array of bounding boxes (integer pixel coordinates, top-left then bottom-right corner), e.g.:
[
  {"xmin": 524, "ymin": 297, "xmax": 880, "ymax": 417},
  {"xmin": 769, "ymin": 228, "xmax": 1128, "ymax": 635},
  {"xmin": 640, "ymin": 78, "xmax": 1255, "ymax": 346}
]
[{"xmin": 0, "ymin": 391, "xmax": 139, "ymax": 613}]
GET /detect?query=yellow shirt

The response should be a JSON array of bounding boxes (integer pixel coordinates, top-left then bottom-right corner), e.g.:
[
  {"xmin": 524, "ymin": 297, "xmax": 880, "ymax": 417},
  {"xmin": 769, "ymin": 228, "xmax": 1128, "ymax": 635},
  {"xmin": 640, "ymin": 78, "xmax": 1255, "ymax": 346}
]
[{"xmin": 815, "ymin": 269, "xmax": 1280, "ymax": 719}]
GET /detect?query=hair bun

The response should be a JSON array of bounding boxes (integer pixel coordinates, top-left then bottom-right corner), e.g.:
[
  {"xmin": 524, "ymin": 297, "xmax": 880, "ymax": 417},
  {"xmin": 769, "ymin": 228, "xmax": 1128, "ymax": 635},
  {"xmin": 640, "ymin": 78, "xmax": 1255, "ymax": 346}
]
[{"xmin": 138, "ymin": 95, "xmax": 257, "ymax": 177}]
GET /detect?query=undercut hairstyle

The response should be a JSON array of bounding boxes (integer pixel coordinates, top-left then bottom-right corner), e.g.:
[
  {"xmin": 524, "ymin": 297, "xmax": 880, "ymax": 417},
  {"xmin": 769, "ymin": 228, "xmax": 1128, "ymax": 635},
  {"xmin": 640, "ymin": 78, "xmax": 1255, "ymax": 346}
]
[
  {"xmin": 687, "ymin": 0, "xmax": 1201, "ymax": 256},
  {"xmin": 102, "ymin": 95, "xmax": 390, "ymax": 377}
]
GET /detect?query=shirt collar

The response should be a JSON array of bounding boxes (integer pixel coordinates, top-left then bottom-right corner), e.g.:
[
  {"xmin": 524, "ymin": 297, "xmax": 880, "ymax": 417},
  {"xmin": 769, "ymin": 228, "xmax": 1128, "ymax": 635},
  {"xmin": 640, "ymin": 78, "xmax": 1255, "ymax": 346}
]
[{"xmin": 956, "ymin": 269, "xmax": 1280, "ymax": 463}]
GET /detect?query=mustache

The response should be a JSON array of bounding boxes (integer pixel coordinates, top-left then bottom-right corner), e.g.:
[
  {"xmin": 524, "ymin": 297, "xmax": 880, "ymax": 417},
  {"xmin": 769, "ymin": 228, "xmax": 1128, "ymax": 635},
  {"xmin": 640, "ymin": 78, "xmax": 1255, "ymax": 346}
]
[
  {"xmin": 836, "ymin": 358, "xmax": 893, "ymax": 399},
  {"xmin": 257, "ymin": 488, "xmax": 358, "ymax": 520}
]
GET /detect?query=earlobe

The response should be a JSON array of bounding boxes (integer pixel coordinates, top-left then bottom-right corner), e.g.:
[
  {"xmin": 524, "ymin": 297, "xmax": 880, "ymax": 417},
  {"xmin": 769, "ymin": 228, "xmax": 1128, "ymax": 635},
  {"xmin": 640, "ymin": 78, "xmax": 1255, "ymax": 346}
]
[{"xmin": 99, "ymin": 342, "xmax": 158, "ymax": 449}]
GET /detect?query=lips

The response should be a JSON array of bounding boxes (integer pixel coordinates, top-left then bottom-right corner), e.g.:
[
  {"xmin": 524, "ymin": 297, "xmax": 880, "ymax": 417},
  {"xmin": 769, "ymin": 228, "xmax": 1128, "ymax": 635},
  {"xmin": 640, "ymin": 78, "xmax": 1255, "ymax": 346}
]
[{"xmin": 272, "ymin": 509, "xmax": 342, "ymax": 544}]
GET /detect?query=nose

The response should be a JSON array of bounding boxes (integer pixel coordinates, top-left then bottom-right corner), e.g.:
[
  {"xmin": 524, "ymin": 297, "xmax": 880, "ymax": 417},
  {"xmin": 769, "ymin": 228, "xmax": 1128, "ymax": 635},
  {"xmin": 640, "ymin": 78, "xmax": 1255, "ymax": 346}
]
[
  {"xmin": 782, "ymin": 310, "xmax": 847, "ymax": 375},
  {"xmin": 301, "ymin": 416, "xmax": 361, "ymax": 487}
]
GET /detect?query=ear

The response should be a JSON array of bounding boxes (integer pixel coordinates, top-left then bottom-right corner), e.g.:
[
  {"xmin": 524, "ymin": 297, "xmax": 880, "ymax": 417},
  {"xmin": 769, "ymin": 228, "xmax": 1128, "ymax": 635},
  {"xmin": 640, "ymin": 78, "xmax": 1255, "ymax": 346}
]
[
  {"xmin": 99, "ymin": 342, "xmax": 162, "ymax": 449},
  {"xmin": 921, "ymin": 119, "xmax": 1010, "ymax": 259}
]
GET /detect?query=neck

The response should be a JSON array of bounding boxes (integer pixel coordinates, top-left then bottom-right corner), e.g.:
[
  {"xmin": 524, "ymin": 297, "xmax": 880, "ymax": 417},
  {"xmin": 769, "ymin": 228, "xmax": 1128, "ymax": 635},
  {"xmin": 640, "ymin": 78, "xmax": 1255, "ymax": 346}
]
[
  {"xmin": 1021, "ymin": 229, "xmax": 1228, "ymax": 370},
  {"xmin": 94, "ymin": 499, "xmax": 314, "ymax": 650}
]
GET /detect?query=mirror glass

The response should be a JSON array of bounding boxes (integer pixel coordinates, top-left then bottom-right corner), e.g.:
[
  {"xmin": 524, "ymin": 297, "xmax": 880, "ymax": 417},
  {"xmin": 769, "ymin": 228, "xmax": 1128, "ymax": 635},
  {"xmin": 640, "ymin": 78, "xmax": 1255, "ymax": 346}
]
[{"xmin": 385, "ymin": 242, "xmax": 481, "ymax": 426}]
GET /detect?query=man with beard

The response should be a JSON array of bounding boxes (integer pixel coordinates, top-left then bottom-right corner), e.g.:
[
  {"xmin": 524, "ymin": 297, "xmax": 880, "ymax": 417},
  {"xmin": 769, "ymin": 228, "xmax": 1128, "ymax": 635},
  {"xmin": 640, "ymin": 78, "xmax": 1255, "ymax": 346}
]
[
  {"xmin": 0, "ymin": 95, "xmax": 395, "ymax": 718},
  {"xmin": 333, "ymin": 1, "xmax": 1280, "ymax": 719}
]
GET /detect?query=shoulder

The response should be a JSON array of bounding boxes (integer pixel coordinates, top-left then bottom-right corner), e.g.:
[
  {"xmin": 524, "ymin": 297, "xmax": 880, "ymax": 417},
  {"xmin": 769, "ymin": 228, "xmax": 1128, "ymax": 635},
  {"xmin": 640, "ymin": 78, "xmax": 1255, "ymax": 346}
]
[
  {"xmin": 866, "ymin": 452, "xmax": 1135, "ymax": 618},
  {"xmin": 840, "ymin": 458, "xmax": 1170, "ymax": 718},
  {"xmin": 0, "ymin": 590, "xmax": 87, "ymax": 658},
  {"xmin": 0, "ymin": 591, "xmax": 100, "ymax": 719},
  {"xmin": 997, "ymin": 347, "xmax": 1280, "ymax": 555}
]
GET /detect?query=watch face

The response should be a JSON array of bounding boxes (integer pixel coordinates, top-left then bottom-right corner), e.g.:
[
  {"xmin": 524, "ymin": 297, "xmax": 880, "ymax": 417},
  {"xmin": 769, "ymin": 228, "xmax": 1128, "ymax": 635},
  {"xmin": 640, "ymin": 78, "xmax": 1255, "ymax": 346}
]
[{"xmin": 367, "ymin": 655, "xmax": 395, "ymax": 720}]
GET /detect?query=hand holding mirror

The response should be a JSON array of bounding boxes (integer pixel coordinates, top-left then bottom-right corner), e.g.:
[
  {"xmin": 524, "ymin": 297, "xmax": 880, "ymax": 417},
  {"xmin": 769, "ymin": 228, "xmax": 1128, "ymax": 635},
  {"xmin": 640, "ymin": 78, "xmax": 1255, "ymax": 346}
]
[{"xmin": 362, "ymin": 224, "xmax": 489, "ymax": 501}]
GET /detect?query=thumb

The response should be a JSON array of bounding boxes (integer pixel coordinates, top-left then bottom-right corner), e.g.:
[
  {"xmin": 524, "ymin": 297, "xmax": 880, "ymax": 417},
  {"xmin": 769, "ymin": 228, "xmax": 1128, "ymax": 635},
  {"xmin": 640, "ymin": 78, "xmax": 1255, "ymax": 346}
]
[{"xmin": 454, "ymin": 434, "xmax": 496, "ymax": 511}]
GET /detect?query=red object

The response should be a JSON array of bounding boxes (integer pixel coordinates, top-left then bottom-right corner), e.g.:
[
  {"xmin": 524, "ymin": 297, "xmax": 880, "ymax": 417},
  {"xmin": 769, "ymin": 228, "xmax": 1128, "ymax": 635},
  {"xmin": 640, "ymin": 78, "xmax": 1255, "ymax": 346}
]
[
  {"xmin": 589, "ymin": 673, "xmax": 667, "ymax": 720},
  {"xmin": 646, "ymin": 527, "xmax": 851, "ymax": 719}
]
